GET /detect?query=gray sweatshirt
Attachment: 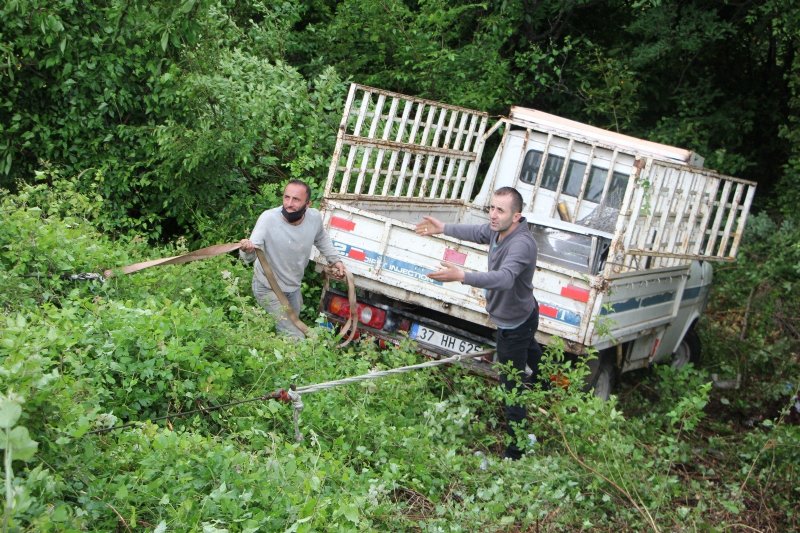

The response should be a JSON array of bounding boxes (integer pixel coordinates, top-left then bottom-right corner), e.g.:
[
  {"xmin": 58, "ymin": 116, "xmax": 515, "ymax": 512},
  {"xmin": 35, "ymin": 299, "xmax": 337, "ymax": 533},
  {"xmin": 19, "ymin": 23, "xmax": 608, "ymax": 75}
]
[
  {"xmin": 240, "ymin": 207, "xmax": 340, "ymax": 292},
  {"xmin": 444, "ymin": 218, "xmax": 537, "ymax": 327}
]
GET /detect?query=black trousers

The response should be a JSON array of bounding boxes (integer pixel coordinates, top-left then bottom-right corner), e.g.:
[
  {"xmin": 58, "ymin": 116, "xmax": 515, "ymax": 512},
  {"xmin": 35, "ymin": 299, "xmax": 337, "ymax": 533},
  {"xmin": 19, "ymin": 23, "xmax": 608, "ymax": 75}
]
[{"xmin": 496, "ymin": 303, "xmax": 543, "ymax": 440}]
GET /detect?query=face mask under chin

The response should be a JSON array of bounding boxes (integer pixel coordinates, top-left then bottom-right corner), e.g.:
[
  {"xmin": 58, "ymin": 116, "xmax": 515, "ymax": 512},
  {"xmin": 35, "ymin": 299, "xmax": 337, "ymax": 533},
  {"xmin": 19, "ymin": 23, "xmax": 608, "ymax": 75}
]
[{"xmin": 282, "ymin": 205, "xmax": 307, "ymax": 223}]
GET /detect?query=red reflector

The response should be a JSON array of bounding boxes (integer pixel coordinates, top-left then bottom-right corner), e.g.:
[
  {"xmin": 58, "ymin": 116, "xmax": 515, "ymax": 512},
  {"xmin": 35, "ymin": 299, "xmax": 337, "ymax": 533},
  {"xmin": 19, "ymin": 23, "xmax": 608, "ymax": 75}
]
[
  {"xmin": 561, "ymin": 285, "xmax": 590, "ymax": 303},
  {"xmin": 539, "ymin": 305, "xmax": 557, "ymax": 318},
  {"xmin": 444, "ymin": 248, "xmax": 467, "ymax": 265},
  {"xmin": 330, "ymin": 216, "xmax": 356, "ymax": 231},
  {"xmin": 348, "ymin": 249, "xmax": 366, "ymax": 261}
]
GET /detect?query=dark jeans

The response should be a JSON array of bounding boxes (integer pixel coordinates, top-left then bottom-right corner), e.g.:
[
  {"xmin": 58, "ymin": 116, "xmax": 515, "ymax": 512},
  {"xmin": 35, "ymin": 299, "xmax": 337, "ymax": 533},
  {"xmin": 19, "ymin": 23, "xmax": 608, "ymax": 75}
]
[{"xmin": 496, "ymin": 303, "xmax": 543, "ymax": 443}]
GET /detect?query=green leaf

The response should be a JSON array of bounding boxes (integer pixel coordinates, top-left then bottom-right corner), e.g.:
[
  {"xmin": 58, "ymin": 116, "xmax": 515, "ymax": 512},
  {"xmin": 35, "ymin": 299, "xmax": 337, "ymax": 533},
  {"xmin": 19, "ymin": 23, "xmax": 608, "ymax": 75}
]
[
  {"xmin": 160, "ymin": 31, "xmax": 169, "ymax": 52},
  {"xmin": 0, "ymin": 398, "xmax": 22, "ymax": 429},
  {"xmin": 341, "ymin": 503, "xmax": 359, "ymax": 523},
  {"xmin": 115, "ymin": 484, "xmax": 129, "ymax": 499},
  {"xmin": 7, "ymin": 426, "xmax": 38, "ymax": 461},
  {"xmin": 179, "ymin": 0, "xmax": 197, "ymax": 14}
]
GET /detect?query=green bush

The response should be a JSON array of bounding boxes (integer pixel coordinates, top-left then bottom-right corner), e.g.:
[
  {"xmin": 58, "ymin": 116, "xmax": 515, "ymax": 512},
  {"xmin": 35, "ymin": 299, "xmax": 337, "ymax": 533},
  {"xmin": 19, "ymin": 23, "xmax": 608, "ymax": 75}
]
[{"xmin": 1, "ymin": 180, "xmax": 797, "ymax": 530}]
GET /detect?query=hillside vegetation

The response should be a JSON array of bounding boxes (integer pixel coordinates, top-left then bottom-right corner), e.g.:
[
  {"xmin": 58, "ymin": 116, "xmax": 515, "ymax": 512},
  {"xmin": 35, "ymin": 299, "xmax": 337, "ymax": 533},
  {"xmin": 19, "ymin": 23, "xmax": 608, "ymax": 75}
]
[
  {"xmin": 1, "ymin": 0, "xmax": 799, "ymax": 530},
  {"xmin": 1, "ymin": 175, "xmax": 797, "ymax": 531}
]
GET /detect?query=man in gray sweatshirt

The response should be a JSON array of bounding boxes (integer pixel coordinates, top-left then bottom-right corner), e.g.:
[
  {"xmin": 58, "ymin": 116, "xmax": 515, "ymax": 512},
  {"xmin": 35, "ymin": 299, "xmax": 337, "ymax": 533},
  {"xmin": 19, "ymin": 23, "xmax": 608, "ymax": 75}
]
[
  {"xmin": 240, "ymin": 180, "xmax": 344, "ymax": 338},
  {"xmin": 415, "ymin": 186, "xmax": 541, "ymax": 460}
]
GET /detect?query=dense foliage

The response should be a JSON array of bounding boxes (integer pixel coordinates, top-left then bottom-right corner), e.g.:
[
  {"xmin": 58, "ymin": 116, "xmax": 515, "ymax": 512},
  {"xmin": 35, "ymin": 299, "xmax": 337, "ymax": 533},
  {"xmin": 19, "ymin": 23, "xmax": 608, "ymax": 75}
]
[
  {"xmin": 1, "ymin": 180, "xmax": 797, "ymax": 530},
  {"xmin": 2, "ymin": 0, "xmax": 800, "ymax": 233},
  {"xmin": 1, "ymin": 0, "xmax": 798, "ymax": 530}
]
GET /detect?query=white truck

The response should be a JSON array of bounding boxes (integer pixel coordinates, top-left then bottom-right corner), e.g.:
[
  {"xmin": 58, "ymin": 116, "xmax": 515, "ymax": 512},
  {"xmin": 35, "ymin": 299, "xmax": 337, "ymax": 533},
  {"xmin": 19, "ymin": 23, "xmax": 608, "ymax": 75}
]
[{"xmin": 313, "ymin": 84, "xmax": 756, "ymax": 397}]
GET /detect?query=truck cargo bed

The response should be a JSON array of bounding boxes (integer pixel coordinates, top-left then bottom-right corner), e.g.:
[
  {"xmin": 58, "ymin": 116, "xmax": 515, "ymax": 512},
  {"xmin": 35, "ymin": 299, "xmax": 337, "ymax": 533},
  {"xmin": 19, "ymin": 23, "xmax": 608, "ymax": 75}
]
[{"xmin": 315, "ymin": 84, "xmax": 756, "ymax": 366}]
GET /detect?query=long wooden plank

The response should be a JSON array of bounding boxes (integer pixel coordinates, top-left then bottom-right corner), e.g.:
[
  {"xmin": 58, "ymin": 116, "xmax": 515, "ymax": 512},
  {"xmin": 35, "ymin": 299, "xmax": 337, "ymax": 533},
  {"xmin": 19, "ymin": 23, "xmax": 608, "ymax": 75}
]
[
  {"xmin": 690, "ymin": 174, "xmax": 721, "ymax": 255},
  {"xmin": 440, "ymin": 112, "xmax": 470, "ymax": 199},
  {"xmin": 406, "ymin": 106, "xmax": 439, "ymax": 197},
  {"xmin": 716, "ymin": 182, "xmax": 745, "ymax": 257},
  {"xmin": 430, "ymin": 110, "xmax": 460, "ymax": 197},
  {"xmin": 419, "ymin": 107, "xmax": 449, "ymax": 196},
  {"xmin": 728, "ymin": 184, "xmax": 756, "ymax": 257},
  {"xmin": 460, "ymin": 115, "xmax": 489, "ymax": 201},
  {"xmin": 355, "ymin": 94, "xmax": 386, "ymax": 194},
  {"xmin": 339, "ymin": 92, "xmax": 372, "ymax": 194},
  {"xmin": 369, "ymin": 96, "xmax": 400, "ymax": 195},
  {"xmin": 454, "ymin": 114, "xmax": 486, "ymax": 199},
  {"xmin": 675, "ymin": 170, "xmax": 704, "ymax": 257},
  {"xmin": 324, "ymin": 84, "xmax": 359, "ymax": 198},
  {"xmin": 381, "ymin": 100, "xmax": 414, "ymax": 195},
  {"xmin": 703, "ymin": 180, "xmax": 732, "ymax": 256},
  {"xmin": 652, "ymin": 166, "xmax": 681, "ymax": 254},
  {"xmin": 633, "ymin": 162, "xmax": 667, "ymax": 253},
  {"xmin": 393, "ymin": 103, "xmax": 426, "ymax": 196}
]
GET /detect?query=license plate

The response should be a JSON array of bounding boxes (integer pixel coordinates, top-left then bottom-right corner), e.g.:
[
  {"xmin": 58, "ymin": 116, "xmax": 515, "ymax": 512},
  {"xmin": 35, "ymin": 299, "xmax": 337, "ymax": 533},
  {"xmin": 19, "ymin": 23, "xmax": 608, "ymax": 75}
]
[{"xmin": 410, "ymin": 323, "xmax": 486, "ymax": 355}]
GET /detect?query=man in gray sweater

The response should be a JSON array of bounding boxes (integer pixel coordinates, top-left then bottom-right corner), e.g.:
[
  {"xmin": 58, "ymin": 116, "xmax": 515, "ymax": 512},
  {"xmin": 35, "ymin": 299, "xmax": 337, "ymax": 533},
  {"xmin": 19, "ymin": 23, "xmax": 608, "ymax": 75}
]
[
  {"xmin": 240, "ymin": 180, "xmax": 344, "ymax": 338},
  {"xmin": 415, "ymin": 186, "xmax": 542, "ymax": 460}
]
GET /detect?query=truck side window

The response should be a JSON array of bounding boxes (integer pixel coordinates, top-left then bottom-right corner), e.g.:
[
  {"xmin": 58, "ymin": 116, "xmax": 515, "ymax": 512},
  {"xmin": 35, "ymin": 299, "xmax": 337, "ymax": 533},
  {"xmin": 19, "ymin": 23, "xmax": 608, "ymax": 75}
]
[
  {"xmin": 581, "ymin": 167, "xmax": 629, "ymax": 207},
  {"xmin": 519, "ymin": 150, "xmax": 542, "ymax": 184},
  {"xmin": 519, "ymin": 149, "xmax": 570, "ymax": 191},
  {"xmin": 563, "ymin": 160, "xmax": 587, "ymax": 197},
  {"xmin": 540, "ymin": 154, "xmax": 565, "ymax": 190},
  {"xmin": 606, "ymin": 171, "xmax": 628, "ymax": 208},
  {"xmin": 584, "ymin": 166, "xmax": 608, "ymax": 203}
]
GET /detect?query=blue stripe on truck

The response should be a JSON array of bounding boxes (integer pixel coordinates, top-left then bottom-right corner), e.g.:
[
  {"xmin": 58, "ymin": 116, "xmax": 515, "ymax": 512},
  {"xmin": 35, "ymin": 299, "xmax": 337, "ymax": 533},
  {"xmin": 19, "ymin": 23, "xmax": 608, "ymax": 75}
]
[
  {"xmin": 601, "ymin": 291, "xmax": 676, "ymax": 315},
  {"xmin": 333, "ymin": 240, "xmax": 443, "ymax": 286}
]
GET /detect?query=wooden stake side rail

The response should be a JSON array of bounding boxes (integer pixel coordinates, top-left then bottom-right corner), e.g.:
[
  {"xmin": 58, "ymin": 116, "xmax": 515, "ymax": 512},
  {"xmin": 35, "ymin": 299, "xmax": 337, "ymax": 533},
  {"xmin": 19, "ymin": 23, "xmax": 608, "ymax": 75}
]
[
  {"xmin": 323, "ymin": 84, "xmax": 758, "ymax": 278},
  {"xmin": 618, "ymin": 159, "xmax": 757, "ymax": 270},
  {"xmin": 324, "ymin": 84, "xmax": 490, "ymax": 202}
]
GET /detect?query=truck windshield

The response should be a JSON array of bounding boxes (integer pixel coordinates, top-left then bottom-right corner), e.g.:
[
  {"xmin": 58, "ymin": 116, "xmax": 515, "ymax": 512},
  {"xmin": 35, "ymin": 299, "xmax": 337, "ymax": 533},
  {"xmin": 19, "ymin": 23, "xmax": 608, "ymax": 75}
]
[
  {"xmin": 519, "ymin": 149, "xmax": 629, "ymax": 210},
  {"xmin": 529, "ymin": 223, "xmax": 610, "ymax": 275}
]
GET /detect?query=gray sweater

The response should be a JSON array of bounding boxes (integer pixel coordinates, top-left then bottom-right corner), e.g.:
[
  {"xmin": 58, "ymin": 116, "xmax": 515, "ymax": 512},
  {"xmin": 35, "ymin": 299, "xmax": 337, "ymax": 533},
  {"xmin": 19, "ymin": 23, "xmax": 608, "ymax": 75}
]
[
  {"xmin": 444, "ymin": 218, "xmax": 537, "ymax": 327},
  {"xmin": 240, "ymin": 207, "xmax": 340, "ymax": 292}
]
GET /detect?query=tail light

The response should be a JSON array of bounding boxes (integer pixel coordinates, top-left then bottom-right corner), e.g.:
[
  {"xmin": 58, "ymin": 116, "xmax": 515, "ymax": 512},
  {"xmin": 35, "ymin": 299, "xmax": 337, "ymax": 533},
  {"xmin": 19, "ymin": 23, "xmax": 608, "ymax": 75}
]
[
  {"xmin": 327, "ymin": 296, "xmax": 387, "ymax": 330},
  {"xmin": 329, "ymin": 295, "xmax": 348, "ymax": 315}
]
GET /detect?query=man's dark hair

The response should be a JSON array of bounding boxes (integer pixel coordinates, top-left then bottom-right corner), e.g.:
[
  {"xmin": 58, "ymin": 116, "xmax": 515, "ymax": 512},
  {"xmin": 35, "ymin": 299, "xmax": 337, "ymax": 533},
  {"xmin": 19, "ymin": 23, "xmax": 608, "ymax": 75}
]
[
  {"xmin": 286, "ymin": 179, "xmax": 312, "ymax": 203},
  {"xmin": 494, "ymin": 186, "xmax": 523, "ymax": 214}
]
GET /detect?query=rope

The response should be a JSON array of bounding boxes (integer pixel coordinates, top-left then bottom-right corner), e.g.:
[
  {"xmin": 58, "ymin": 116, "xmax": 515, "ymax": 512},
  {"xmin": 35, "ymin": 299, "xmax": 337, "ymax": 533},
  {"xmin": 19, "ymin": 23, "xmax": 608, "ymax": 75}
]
[
  {"xmin": 322, "ymin": 265, "xmax": 358, "ymax": 347},
  {"xmin": 67, "ymin": 241, "xmax": 359, "ymax": 345},
  {"xmin": 254, "ymin": 248, "xmax": 309, "ymax": 335},
  {"xmin": 103, "ymin": 242, "xmax": 242, "ymax": 278}
]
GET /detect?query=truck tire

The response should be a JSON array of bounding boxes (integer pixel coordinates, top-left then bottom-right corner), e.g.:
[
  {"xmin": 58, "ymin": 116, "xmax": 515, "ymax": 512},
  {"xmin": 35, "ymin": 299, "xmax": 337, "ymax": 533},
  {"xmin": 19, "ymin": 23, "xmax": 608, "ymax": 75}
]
[
  {"xmin": 585, "ymin": 350, "xmax": 616, "ymax": 401},
  {"xmin": 672, "ymin": 328, "xmax": 701, "ymax": 369}
]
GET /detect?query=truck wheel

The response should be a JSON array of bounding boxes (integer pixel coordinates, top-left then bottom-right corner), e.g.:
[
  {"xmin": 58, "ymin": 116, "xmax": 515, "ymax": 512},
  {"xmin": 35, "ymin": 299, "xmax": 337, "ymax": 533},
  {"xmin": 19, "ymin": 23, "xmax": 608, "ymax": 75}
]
[
  {"xmin": 672, "ymin": 328, "xmax": 701, "ymax": 369},
  {"xmin": 585, "ymin": 351, "xmax": 616, "ymax": 401}
]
